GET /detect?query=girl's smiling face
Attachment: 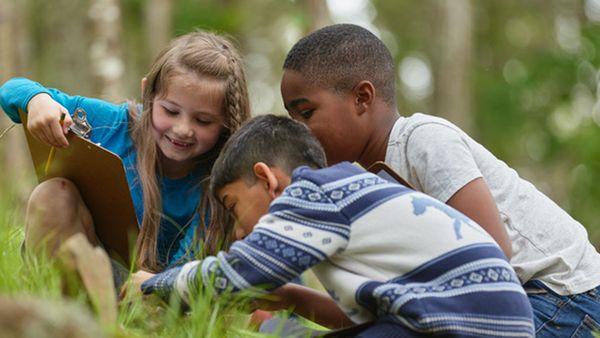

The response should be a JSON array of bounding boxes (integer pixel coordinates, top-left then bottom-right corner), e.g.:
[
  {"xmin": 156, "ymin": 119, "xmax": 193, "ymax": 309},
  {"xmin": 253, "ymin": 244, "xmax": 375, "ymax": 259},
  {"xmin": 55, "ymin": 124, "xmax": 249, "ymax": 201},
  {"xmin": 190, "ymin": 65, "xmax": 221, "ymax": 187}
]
[{"xmin": 151, "ymin": 73, "xmax": 225, "ymax": 177}]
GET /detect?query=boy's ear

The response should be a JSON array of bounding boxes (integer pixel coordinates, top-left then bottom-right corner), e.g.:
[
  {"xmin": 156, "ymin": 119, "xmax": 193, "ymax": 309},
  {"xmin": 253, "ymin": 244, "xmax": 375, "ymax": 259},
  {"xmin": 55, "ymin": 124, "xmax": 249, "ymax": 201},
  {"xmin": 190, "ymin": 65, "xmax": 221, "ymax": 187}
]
[
  {"xmin": 253, "ymin": 162, "xmax": 281, "ymax": 199},
  {"xmin": 141, "ymin": 77, "xmax": 147, "ymax": 96},
  {"xmin": 353, "ymin": 80, "xmax": 375, "ymax": 115}
]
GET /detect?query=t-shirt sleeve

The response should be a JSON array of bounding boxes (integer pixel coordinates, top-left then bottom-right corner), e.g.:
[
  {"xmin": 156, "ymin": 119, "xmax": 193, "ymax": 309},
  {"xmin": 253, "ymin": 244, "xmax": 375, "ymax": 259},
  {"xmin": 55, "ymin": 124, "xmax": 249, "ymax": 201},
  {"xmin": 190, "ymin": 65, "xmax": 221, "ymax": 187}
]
[{"xmin": 405, "ymin": 123, "xmax": 483, "ymax": 202}]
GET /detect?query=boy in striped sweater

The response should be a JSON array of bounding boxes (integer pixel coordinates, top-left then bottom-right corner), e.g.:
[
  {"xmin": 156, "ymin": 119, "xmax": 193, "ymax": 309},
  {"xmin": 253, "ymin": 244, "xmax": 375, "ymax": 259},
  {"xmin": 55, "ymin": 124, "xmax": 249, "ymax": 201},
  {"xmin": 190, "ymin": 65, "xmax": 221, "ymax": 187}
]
[{"xmin": 141, "ymin": 115, "xmax": 534, "ymax": 337}]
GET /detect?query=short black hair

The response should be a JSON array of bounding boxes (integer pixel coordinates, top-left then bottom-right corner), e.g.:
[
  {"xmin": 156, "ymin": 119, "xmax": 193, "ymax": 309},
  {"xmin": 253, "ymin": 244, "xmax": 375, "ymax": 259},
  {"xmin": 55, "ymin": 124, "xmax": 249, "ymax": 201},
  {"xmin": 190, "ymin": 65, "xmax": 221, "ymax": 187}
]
[
  {"xmin": 210, "ymin": 115, "xmax": 327, "ymax": 195},
  {"xmin": 283, "ymin": 23, "xmax": 396, "ymax": 105}
]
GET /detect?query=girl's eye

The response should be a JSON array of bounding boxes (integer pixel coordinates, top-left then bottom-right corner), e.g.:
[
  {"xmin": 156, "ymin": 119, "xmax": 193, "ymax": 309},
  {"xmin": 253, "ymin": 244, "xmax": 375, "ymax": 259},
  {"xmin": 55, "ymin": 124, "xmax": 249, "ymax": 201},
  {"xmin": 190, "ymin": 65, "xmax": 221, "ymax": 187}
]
[
  {"xmin": 164, "ymin": 108, "xmax": 178, "ymax": 116},
  {"xmin": 196, "ymin": 118, "xmax": 211, "ymax": 125},
  {"xmin": 299, "ymin": 109, "xmax": 314, "ymax": 120}
]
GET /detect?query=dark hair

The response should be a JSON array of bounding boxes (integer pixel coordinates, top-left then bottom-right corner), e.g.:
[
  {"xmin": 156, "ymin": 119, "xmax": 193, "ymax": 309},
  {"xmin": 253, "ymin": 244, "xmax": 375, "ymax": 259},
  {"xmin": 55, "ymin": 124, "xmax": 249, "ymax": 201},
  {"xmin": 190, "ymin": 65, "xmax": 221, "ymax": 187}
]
[
  {"xmin": 210, "ymin": 115, "xmax": 327, "ymax": 194},
  {"xmin": 283, "ymin": 23, "xmax": 396, "ymax": 106}
]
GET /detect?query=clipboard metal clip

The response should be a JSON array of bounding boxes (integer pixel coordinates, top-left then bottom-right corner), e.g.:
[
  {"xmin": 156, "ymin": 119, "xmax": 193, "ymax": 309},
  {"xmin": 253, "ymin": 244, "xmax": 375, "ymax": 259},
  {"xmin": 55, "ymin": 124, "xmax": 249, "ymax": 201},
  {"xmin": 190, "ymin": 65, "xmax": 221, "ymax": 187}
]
[{"xmin": 70, "ymin": 108, "xmax": 92, "ymax": 139}]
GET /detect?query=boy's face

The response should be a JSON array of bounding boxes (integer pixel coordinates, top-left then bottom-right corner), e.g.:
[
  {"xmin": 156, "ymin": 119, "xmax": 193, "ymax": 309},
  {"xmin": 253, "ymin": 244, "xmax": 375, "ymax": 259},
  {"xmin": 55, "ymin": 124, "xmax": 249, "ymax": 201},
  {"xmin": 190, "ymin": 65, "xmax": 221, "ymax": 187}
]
[
  {"xmin": 218, "ymin": 179, "xmax": 272, "ymax": 240},
  {"xmin": 281, "ymin": 70, "xmax": 366, "ymax": 165}
]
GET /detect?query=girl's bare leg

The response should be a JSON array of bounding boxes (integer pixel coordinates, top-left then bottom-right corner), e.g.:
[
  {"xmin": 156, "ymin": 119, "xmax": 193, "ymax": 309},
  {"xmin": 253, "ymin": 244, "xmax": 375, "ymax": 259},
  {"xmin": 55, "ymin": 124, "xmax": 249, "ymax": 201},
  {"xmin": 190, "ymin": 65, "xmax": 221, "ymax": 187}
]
[{"xmin": 24, "ymin": 177, "xmax": 98, "ymax": 255}]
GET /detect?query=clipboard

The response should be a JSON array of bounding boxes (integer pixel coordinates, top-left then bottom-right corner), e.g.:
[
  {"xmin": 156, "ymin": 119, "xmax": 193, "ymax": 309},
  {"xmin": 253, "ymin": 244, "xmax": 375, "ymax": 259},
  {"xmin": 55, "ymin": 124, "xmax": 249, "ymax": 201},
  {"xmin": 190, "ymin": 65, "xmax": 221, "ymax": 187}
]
[
  {"xmin": 19, "ymin": 109, "xmax": 138, "ymax": 266},
  {"xmin": 366, "ymin": 161, "xmax": 415, "ymax": 190}
]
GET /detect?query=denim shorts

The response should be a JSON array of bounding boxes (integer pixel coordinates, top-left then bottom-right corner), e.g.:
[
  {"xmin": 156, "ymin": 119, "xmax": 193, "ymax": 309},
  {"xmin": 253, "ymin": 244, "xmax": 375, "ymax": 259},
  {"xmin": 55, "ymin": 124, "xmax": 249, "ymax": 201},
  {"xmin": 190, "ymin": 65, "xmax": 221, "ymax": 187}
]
[{"xmin": 525, "ymin": 280, "xmax": 600, "ymax": 338}]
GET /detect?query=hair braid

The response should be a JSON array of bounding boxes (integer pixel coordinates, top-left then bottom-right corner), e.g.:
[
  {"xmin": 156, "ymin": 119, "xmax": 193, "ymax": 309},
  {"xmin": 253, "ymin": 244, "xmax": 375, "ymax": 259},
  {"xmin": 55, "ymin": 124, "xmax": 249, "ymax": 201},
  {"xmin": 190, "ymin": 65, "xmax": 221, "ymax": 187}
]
[
  {"xmin": 127, "ymin": 31, "xmax": 251, "ymax": 272},
  {"xmin": 223, "ymin": 45, "xmax": 250, "ymax": 133}
]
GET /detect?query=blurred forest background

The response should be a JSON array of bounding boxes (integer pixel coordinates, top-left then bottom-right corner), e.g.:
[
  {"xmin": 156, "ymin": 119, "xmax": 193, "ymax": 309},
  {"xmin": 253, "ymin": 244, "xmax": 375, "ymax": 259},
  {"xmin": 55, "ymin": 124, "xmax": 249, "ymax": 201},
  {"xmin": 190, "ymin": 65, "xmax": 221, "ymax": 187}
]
[{"xmin": 1, "ymin": 0, "xmax": 599, "ymax": 246}]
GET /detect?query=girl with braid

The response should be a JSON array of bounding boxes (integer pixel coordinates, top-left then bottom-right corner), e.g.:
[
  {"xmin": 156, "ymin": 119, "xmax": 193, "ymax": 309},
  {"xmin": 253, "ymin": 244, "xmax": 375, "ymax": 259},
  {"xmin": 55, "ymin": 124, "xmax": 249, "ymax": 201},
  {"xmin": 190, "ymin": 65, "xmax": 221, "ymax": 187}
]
[{"xmin": 0, "ymin": 31, "xmax": 250, "ymax": 282}]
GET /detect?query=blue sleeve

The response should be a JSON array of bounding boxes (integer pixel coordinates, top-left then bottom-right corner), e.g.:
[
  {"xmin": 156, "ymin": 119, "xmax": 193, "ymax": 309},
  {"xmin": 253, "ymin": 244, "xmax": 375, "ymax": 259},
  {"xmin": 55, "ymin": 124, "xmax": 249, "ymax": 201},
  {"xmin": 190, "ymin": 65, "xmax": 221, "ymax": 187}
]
[
  {"xmin": 0, "ymin": 78, "xmax": 52, "ymax": 123},
  {"xmin": 0, "ymin": 77, "xmax": 130, "ymax": 144}
]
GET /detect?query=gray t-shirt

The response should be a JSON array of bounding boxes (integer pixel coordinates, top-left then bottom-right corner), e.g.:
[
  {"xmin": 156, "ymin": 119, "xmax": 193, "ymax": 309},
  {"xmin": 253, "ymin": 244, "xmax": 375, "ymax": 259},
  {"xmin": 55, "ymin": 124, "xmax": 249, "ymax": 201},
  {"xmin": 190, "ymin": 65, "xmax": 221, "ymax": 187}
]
[{"xmin": 385, "ymin": 113, "xmax": 600, "ymax": 295}]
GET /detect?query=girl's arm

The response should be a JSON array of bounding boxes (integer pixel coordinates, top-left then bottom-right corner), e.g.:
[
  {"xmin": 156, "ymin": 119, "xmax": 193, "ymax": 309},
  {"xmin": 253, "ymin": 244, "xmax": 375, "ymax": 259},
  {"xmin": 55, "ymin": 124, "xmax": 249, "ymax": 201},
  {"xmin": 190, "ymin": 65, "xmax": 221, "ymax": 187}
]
[
  {"xmin": 258, "ymin": 283, "xmax": 354, "ymax": 329},
  {"xmin": 0, "ymin": 77, "xmax": 129, "ymax": 147},
  {"xmin": 0, "ymin": 77, "xmax": 53, "ymax": 123},
  {"xmin": 25, "ymin": 93, "xmax": 73, "ymax": 148}
]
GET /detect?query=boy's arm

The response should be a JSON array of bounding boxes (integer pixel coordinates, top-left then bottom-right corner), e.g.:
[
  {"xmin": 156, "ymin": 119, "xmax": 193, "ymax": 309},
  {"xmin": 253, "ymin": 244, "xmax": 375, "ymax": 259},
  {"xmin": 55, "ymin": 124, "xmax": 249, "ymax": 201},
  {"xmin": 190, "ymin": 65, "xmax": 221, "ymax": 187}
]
[
  {"xmin": 142, "ymin": 220, "xmax": 350, "ymax": 305},
  {"xmin": 406, "ymin": 124, "xmax": 512, "ymax": 258},
  {"xmin": 260, "ymin": 283, "xmax": 354, "ymax": 329},
  {"xmin": 142, "ymin": 183, "xmax": 351, "ymax": 305},
  {"xmin": 446, "ymin": 177, "xmax": 512, "ymax": 258}
]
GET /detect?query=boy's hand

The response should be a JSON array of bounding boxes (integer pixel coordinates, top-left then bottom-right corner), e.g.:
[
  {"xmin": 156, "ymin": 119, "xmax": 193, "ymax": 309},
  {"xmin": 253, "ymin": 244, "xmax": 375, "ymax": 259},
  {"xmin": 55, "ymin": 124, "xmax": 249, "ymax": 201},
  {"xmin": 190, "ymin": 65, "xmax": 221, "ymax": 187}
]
[
  {"xmin": 131, "ymin": 270, "xmax": 156, "ymax": 290},
  {"xmin": 140, "ymin": 261, "xmax": 201, "ymax": 305},
  {"xmin": 140, "ymin": 265, "xmax": 185, "ymax": 300},
  {"xmin": 26, "ymin": 93, "xmax": 73, "ymax": 148},
  {"xmin": 252, "ymin": 284, "xmax": 292, "ymax": 312},
  {"xmin": 119, "ymin": 270, "xmax": 156, "ymax": 300}
]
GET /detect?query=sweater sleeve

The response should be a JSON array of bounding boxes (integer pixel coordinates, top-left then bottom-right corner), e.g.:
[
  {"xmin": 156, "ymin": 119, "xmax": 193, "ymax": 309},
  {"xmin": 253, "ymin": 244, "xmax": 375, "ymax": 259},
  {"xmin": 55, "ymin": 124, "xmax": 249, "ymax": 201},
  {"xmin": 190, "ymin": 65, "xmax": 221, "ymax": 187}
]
[{"xmin": 142, "ymin": 179, "xmax": 352, "ymax": 304}]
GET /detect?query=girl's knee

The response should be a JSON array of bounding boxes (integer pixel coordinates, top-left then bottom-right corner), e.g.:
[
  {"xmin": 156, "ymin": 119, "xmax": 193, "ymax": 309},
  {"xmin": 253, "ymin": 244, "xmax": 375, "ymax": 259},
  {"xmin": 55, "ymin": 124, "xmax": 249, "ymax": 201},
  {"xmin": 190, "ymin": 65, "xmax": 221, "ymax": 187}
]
[
  {"xmin": 28, "ymin": 178, "xmax": 80, "ymax": 211},
  {"xmin": 25, "ymin": 178, "xmax": 97, "ymax": 253}
]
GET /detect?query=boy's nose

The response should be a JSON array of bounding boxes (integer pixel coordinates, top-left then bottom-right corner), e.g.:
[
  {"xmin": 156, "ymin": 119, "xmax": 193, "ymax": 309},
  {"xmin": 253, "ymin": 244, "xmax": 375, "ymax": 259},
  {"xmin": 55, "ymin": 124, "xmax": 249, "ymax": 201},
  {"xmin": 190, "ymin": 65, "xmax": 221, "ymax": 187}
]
[{"xmin": 235, "ymin": 226, "xmax": 247, "ymax": 241}]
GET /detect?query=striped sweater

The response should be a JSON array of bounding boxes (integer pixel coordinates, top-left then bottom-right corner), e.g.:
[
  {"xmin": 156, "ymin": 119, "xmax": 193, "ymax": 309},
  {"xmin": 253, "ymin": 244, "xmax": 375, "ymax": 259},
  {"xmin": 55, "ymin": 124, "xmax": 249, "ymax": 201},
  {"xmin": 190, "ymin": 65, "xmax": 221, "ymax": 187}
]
[{"xmin": 142, "ymin": 162, "xmax": 534, "ymax": 337}]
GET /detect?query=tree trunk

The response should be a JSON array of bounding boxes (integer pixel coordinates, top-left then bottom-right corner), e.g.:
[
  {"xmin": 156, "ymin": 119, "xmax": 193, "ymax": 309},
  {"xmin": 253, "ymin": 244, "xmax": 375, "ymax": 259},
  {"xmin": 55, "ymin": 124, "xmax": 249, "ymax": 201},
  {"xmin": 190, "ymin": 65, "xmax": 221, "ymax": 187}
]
[
  {"xmin": 435, "ymin": 0, "xmax": 474, "ymax": 134},
  {"xmin": 89, "ymin": 0, "xmax": 124, "ymax": 101},
  {"xmin": 0, "ymin": 0, "xmax": 35, "ymax": 199},
  {"xmin": 307, "ymin": 0, "xmax": 330, "ymax": 32},
  {"xmin": 144, "ymin": 0, "xmax": 173, "ymax": 58}
]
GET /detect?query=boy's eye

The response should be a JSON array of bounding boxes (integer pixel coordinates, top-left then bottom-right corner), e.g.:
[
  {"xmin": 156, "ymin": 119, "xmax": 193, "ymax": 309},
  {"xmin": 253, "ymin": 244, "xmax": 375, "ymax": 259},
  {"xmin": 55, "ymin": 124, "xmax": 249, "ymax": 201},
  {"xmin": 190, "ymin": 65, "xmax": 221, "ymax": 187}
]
[{"xmin": 299, "ymin": 109, "xmax": 314, "ymax": 120}]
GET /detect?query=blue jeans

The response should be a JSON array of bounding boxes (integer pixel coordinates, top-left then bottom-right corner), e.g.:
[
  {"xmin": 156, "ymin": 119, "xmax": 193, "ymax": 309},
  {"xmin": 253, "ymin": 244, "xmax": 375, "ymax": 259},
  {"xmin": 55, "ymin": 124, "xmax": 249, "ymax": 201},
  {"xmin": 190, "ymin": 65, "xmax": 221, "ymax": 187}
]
[{"xmin": 526, "ymin": 280, "xmax": 600, "ymax": 337}]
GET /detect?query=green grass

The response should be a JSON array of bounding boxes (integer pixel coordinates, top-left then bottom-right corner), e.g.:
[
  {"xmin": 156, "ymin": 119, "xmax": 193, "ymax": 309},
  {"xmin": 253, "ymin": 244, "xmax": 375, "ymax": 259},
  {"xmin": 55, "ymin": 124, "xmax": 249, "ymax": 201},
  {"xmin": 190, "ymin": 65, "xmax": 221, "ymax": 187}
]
[{"xmin": 0, "ymin": 179, "xmax": 305, "ymax": 338}]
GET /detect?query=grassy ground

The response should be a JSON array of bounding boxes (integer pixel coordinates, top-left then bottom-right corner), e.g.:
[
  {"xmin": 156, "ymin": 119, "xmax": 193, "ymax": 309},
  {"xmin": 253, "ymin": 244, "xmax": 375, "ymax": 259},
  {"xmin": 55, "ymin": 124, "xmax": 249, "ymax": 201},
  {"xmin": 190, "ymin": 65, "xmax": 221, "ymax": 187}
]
[{"xmin": 0, "ymin": 179, "xmax": 290, "ymax": 338}]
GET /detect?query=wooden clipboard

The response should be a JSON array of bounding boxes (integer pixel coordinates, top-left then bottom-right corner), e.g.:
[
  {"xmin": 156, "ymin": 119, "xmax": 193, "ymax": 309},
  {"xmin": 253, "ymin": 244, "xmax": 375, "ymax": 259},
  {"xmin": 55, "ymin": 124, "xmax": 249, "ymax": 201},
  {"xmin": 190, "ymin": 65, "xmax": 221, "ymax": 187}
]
[
  {"xmin": 19, "ymin": 109, "xmax": 138, "ymax": 266},
  {"xmin": 367, "ymin": 161, "xmax": 415, "ymax": 190}
]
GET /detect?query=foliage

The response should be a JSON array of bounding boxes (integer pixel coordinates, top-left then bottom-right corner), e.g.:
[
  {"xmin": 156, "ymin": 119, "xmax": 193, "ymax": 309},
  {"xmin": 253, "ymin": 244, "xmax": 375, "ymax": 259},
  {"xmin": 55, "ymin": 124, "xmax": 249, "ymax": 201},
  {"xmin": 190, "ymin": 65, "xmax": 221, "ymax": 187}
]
[
  {"xmin": 1, "ymin": 0, "xmax": 600, "ymax": 335},
  {"xmin": 0, "ymin": 175, "xmax": 270, "ymax": 337},
  {"xmin": 372, "ymin": 0, "xmax": 600, "ymax": 244}
]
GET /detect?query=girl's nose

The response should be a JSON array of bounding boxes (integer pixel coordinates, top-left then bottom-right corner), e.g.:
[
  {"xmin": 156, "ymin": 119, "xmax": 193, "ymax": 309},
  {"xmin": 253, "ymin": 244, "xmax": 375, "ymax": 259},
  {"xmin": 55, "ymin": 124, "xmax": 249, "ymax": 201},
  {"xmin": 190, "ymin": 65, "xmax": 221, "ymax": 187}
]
[{"xmin": 173, "ymin": 121, "xmax": 194, "ymax": 138}]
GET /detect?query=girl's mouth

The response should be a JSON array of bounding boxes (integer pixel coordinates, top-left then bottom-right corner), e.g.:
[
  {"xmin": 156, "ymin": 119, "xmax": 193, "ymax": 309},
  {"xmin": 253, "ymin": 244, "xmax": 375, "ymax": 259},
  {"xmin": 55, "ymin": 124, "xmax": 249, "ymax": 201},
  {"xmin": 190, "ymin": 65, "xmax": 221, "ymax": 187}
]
[{"xmin": 165, "ymin": 135, "xmax": 193, "ymax": 148}]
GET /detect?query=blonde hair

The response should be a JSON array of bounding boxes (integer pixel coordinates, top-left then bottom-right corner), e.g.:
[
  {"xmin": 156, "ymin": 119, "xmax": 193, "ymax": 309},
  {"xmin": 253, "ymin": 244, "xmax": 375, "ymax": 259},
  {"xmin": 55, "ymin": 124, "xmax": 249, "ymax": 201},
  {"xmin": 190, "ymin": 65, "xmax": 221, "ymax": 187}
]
[{"xmin": 128, "ymin": 31, "xmax": 250, "ymax": 272}]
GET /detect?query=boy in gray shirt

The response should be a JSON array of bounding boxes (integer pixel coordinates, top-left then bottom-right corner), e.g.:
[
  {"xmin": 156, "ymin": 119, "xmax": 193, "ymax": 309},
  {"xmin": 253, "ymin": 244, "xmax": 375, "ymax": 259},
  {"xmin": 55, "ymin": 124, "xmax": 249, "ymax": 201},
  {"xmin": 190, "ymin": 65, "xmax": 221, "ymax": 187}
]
[{"xmin": 280, "ymin": 23, "xmax": 600, "ymax": 337}]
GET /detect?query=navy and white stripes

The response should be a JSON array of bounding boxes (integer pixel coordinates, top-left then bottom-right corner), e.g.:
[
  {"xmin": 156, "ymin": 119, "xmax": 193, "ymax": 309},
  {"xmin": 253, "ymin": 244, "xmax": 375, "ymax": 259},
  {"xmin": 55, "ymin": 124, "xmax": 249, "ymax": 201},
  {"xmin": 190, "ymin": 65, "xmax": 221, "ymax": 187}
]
[{"xmin": 142, "ymin": 162, "xmax": 534, "ymax": 336}]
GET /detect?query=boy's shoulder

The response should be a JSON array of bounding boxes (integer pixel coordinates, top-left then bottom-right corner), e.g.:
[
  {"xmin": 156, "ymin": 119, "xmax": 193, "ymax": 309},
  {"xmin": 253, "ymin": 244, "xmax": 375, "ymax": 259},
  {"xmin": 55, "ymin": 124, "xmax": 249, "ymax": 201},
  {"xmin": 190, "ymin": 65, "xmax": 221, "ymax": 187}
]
[
  {"xmin": 282, "ymin": 162, "xmax": 413, "ymax": 216},
  {"xmin": 391, "ymin": 112, "xmax": 464, "ymax": 143},
  {"xmin": 290, "ymin": 162, "xmax": 365, "ymax": 187}
]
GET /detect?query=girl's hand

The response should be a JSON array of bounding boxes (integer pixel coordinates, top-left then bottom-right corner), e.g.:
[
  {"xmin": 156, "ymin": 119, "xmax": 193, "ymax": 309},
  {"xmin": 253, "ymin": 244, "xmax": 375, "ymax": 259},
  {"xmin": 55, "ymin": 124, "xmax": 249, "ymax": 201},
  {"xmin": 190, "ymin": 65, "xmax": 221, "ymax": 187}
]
[{"xmin": 26, "ymin": 93, "xmax": 73, "ymax": 148}]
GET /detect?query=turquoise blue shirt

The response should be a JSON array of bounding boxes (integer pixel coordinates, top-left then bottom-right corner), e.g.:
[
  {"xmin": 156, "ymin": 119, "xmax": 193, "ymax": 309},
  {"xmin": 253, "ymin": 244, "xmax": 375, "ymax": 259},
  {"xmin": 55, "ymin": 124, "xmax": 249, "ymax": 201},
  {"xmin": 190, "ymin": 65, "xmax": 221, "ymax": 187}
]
[{"xmin": 0, "ymin": 77, "xmax": 204, "ymax": 267}]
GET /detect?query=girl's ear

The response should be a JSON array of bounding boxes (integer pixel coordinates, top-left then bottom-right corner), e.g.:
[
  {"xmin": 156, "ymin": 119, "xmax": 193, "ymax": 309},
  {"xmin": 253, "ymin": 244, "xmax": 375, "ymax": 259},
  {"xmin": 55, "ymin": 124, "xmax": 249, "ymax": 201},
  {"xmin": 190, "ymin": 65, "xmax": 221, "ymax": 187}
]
[
  {"xmin": 141, "ymin": 77, "xmax": 148, "ymax": 96},
  {"xmin": 253, "ymin": 162, "xmax": 280, "ymax": 199},
  {"xmin": 353, "ymin": 80, "xmax": 375, "ymax": 115}
]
